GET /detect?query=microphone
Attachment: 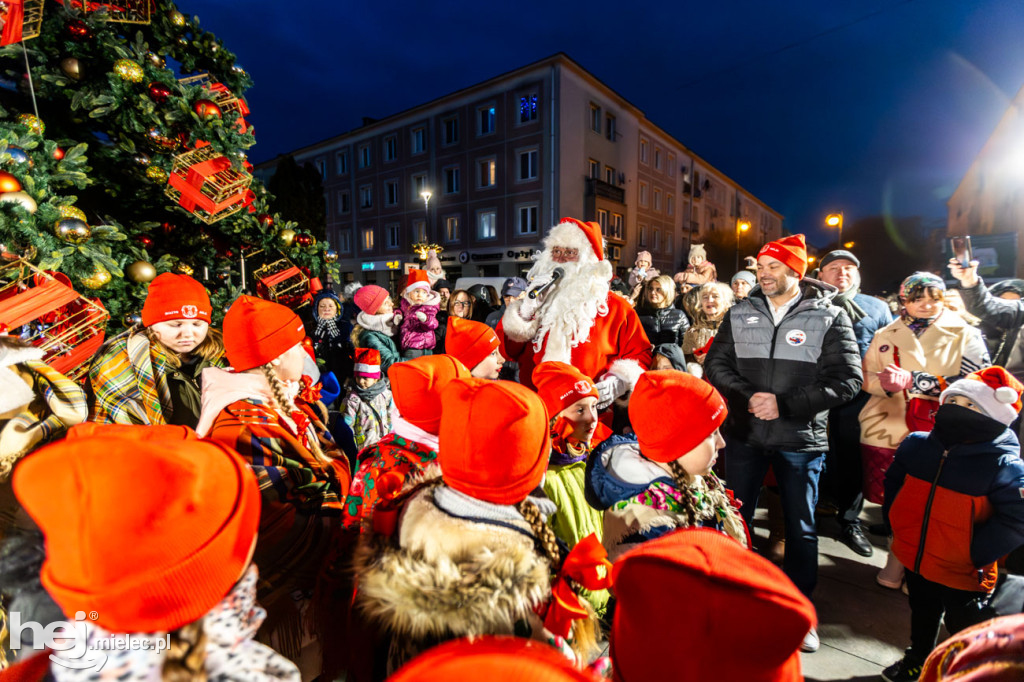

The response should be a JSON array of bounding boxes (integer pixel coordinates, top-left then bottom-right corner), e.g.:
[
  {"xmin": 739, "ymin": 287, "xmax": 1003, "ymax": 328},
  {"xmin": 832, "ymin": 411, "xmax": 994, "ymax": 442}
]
[{"xmin": 528, "ymin": 267, "xmax": 564, "ymax": 299}]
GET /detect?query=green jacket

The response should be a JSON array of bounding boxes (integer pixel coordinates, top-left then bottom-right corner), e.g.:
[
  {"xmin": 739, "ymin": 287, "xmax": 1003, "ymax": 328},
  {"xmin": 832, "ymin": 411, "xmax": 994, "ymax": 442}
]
[
  {"xmin": 356, "ymin": 329, "xmax": 400, "ymax": 375},
  {"xmin": 165, "ymin": 356, "xmax": 217, "ymax": 429}
]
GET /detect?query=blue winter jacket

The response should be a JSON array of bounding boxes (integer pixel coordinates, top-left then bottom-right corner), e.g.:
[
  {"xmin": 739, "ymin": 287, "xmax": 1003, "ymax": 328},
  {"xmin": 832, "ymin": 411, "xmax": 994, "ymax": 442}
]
[{"xmin": 851, "ymin": 293, "xmax": 893, "ymax": 358}]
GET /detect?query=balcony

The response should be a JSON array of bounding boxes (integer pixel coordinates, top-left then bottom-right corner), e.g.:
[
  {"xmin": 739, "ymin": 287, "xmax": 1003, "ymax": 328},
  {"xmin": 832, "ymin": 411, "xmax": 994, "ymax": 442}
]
[{"xmin": 585, "ymin": 177, "xmax": 625, "ymax": 204}]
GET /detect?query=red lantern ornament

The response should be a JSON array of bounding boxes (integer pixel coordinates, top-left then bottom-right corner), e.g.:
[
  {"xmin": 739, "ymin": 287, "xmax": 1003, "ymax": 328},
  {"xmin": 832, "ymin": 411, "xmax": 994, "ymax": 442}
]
[
  {"xmin": 52, "ymin": 147, "xmax": 65, "ymax": 161},
  {"xmin": 138, "ymin": 235, "xmax": 153, "ymax": 248},
  {"xmin": 258, "ymin": 213, "xmax": 274, "ymax": 228},
  {"xmin": 193, "ymin": 99, "xmax": 222, "ymax": 118},
  {"xmin": 0, "ymin": 171, "xmax": 22, "ymax": 193},
  {"xmin": 66, "ymin": 19, "xmax": 91, "ymax": 40},
  {"xmin": 148, "ymin": 82, "xmax": 172, "ymax": 104}
]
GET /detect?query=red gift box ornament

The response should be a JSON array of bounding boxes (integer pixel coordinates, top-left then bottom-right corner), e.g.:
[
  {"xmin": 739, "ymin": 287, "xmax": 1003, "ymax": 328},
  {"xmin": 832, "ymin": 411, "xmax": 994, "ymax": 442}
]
[
  {"xmin": 164, "ymin": 141, "xmax": 254, "ymax": 224},
  {"xmin": 1, "ymin": 0, "xmax": 44, "ymax": 47},
  {"xmin": 178, "ymin": 73, "xmax": 252, "ymax": 134}
]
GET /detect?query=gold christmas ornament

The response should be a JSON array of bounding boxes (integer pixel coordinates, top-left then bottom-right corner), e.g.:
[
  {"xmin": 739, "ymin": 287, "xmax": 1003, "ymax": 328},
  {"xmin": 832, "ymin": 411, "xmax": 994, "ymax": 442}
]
[
  {"xmin": 17, "ymin": 114, "xmax": 44, "ymax": 136},
  {"xmin": 81, "ymin": 264, "xmax": 112, "ymax": 289},
  {"xmin": 60, "ymin": 57, "xmax": 81, "ymax": 80},
  {"xmin": 0, "ymin": 191, "xmax": 38, "ymax": 213},
  {"xmin": 146, "ymin": 52, "xmax": 165, "ymax": 68},
  {"xmin": 276, "ymin": 228, "xmax": 296, "ymax": 247},
  {"xmin": 173, "ymin": 261, "xmax": 194, "ymax": 276},
  {"xmin": 54, "ymin": 218, "xmax": 91, "ymax": 244},
  {"xmin": 113, "ymin": 59, "xmax": 144, "ymax": 83},
  {"xmin": 169, "ymin": 10, "xmax": 186, "ymax": 26},
  {"xmin": 145, "ymin": 165, "xmax": 168, "ymax": 183},
  {"xmin": 58, "ymin": 205, "xmax": 87, "ymax": 222},
  {"xmin": 125, "ymin": 260, "xmax": 157, "ymax": 283}
]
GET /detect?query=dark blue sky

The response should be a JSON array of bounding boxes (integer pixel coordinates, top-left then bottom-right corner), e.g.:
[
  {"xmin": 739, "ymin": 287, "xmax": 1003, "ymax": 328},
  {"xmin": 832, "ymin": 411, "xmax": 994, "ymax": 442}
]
[{"xmin": 192, "ymin": 0, "xmax": 1024, "ymax": 246}]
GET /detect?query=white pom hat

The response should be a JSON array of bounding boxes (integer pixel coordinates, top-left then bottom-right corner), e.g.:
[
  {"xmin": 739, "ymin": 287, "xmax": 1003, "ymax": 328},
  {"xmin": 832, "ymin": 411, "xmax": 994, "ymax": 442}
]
[{"xmin": 939, "ymin": 366, "xmax": 1024, "ymax": 426}]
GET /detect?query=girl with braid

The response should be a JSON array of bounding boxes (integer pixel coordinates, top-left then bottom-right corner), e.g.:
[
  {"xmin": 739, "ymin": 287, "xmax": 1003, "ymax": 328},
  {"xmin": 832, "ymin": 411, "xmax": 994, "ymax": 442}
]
[
  {"xmin": 352, "ymin": 378, "xmax": 601, "ymax": 675},
  {"xmin": 5, "ymin": 424, "xmax": 299, "ymax": 682},
  {"xmin": 196, "ymin": 296, "xmax": 350, "ymax": 679},
  {"xmin": 585, "ymin": 370, "xmax": 748, "ymax": 561}
]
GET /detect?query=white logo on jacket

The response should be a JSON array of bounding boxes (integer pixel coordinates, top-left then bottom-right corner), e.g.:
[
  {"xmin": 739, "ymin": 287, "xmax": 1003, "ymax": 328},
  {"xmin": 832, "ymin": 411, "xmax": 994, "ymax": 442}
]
[
  {"xmin": 786, "ymin": 330, "xmax": 807, "ymax": 346},
  {"xmin": 745, "ymin": 316, "xmax": 760, "ymax": 324}
]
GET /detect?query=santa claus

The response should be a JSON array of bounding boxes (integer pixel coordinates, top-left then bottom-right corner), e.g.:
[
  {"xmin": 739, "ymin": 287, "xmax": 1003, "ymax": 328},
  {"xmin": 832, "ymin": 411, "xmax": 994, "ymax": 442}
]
[{"xmin": 498, "ymin": 217, "xmax": 652, "ymax": 406}]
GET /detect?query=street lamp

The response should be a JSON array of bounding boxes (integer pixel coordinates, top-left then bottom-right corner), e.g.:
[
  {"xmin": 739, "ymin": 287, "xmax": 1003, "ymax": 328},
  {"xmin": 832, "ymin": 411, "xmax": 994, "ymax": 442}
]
[
  {"xmin": 825, "ymin": 212, "xmax": 843, "ymax": 248},
  {"xmin": 843, "ymin": 241, "xmax": 855, "ymax": 249},
  {"xmin": 420, "ymin": 189, "xmax": 432, "ymax": 243},
  {"xmin": 735, "ymin": 219, "xmax": 751, "ymax": 273}
]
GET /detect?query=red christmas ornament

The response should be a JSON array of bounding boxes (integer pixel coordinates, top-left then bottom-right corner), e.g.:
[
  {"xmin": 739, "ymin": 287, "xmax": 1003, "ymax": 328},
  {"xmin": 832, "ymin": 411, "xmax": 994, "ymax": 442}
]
[
  {"xmin": 148, "ymin": 82, "xmax": 172, "ymax": 104},
  {"xmin": 0, "ymin": 171, "xmax": 22, "ymax": 193},
  {"xmin": 225, "ymin": 249, "xmax": 234, "ymax": 258},
  {"xmin": 258, "ymin": 213, "xmax": 274, "ymax": 228},
  {"xmin": 294, "ymin": 233, "xmax": 314, "ymax": 248},
  {"xmin": 138, "ymin": 235, "xmax": 154, "ymax": 248},
  {"xmin": 52, "ymin": 147, "xmax": 65, "ymax": 160},
  {"xmin": 66, "ymin": 19, "xmax": 92, "ymax": 40},
  {"xmin": 193, "ymin": 99, "xmax": 222, "ymax": 118},
  {"xmin": 161, "ymin": 222, "xmax": 176, "ymax": 235}
]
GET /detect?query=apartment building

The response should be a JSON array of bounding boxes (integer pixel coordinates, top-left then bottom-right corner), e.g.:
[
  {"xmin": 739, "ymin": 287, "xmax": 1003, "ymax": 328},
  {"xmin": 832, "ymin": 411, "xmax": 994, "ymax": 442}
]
[{"xmin": 255, "ymin": 53, "xmax": 783, "ymax": 287}]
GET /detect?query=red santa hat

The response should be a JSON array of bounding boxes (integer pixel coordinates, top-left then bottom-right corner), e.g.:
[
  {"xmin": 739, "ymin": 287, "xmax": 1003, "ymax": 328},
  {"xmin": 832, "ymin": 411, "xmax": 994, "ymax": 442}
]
[
  {"xmin": 388, "ymin": 636, "xmax": 599, "ymax": 681},
  {"xmin": 757, "ymin": 234, "xmax": 807, "ymax": 279},
  {"xmin": 354, "ymin": 348, "xmax": 382, "ymax": 379},
  {"xmin": 611, "ymin": 528, "xmax": 816, "ymax": 682},
  {"xmin": 402, "ymin": 269, "xmax": 431, "ymax": 294},
  {"xmin": 543, "ymin": 217, "xmax": 605, "ymax": 263},
  {"xmin": 939, "ymin": 366, "xmax": 1024, "ymax": 426}
]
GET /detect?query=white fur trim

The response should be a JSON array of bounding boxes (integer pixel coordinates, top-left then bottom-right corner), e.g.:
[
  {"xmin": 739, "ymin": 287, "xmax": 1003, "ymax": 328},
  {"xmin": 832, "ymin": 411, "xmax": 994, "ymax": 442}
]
[
  {"xmin": 0, "ymin": 345, "xmax": 44, "ymax": 368},
  {"xmin": 354, "ymin": 362, "xmax": 381, "ymax": 374},
  {"xmin": 940, "ymin": 377, "xmax": 1019, "ymax": 426},
  {"xmin": 0, "ymin": 366, "xmax": 35, "ymax": 414},
  {"xmin": 403, "ymin": 281, "xmax": 430, "ymax": 294},
  {"xmin": 995, "ymin": 386, "xmax": 1018, "ymax": 404},
  {"xmin": 603, "ymin": 359, "xmax": 646, "ymax": 392},
  {"xmin": 542, "ymin": 220, "xmax": 603, "ymax": 263},
  {"xmin": 685, "ymin": 361, "xmax": 704, "ymax": 379}
]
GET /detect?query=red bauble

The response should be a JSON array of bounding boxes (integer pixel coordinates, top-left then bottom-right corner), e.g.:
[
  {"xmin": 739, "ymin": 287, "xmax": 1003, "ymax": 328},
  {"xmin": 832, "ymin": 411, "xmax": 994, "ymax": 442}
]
[
  {"xmin": 225, "ymin": 249, "xmax": 234, "ymax": 258},
  {"xmin": 0, "ymin": 171, "xmax": 22, "ymax": 193},
  {"xmin": 193, "ymin": 99, "xmax": 222, "ymax": 118},
  {"xmin": 161, "ymin": 222, "xmax": 176, "ymax": 235},
  {"xmin": 66, "ymin": 19, "xmax": 92, "ymax": 40},
  {"xmin": 52, "ymin": 147, "xmax": 64, "ymax": 160},
  {"xmin": 138, "ymin": 235, "xmax": 154, "ymax": 248},
  {"xmin": 294, "ymin": 233, "xmax": 314, "ymax": 248},
  {"xmin": 258, "ymin": 213, "xmax": 274, "ymax": 228},
  {"xmin": 148, "ymin": 82, "xmax": 172, "ymax": 104}
]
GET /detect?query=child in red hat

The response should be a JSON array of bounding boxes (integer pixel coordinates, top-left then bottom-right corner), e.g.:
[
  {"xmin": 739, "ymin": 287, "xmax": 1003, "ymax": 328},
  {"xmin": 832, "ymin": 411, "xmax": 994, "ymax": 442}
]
[
  {"xmin": 353, "ymin": 377, "xmax": 602, "ymax": 672},
  {"xmin": 196, "ymin": 295, "xmax": 350, "ymax": 674},
  {"xmin": 881, "ymin": 366, "xmax": 1024, "ymax": 682},
  {"xmin": 351, "ymin": 284, "xmax": 400, "ymax": 373},
  {"xmin": 89, "ymin": 272, "xmax": 223, "ymax": 428},
  {"xmin": 396, "ymin": 268, "xmax": 441, "ymax": 360},
  {"xmin": 585, "ymin": 370, "xmax": 747, "ymax": 560},
  {"xmin": 342, "ymin": 347, "xmax": 394, "ymax": 450},
  {"xmin": 445, "ymin": 316, "xmax": 504, "ymax": 378}
]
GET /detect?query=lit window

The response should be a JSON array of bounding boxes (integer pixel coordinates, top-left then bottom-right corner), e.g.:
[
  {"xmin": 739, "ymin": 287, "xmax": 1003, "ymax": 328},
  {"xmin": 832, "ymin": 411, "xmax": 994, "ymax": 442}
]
[
  {"xmin": 477, "ymin": 158, "xmax": 496, "ymax": 188},
  {"xmin": 478, "ymin": 106, "xmax": 495, "ymax": 135},
  {"xmin": 361, "ymin": 227, "xmax": 374, "ymax": 251},
  {"xmin": 478, "ymin": 210, "xmax": 497, "ymax": 239},
  {"xmin": 445, "ymin": 216, "xmax": 460, "ymax": 242},
  {"xmin": 519, "ymin": 94, "xmax": 538, "ymax": 123}
]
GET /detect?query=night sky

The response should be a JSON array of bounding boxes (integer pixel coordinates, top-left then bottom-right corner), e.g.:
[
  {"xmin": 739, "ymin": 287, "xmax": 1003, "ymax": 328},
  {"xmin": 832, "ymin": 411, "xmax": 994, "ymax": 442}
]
[{"xmin": 191, "ymin": 0, "xmax": 1024, "ymax": 247}]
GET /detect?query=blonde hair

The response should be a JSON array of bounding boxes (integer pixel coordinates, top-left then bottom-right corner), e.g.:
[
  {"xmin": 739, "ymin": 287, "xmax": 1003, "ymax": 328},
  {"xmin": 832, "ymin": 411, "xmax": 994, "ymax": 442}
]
[
  {"xmin": 144, "ymin": 326, "xmax": 224, "ymax": 369},
  {"xmin": 643, "ymin": 275, "xmax": 676, "ymax": 310},
  {"xmin": 694, "ymin": 281, "xmax": 734, "ymax": 323},
  {"xmin": 516, "ymin": 499, "xmax": 563, "ymax": 566},
  {"xmin": 665, "ymin": 460, "xmax": 747, "ymax": 546},
  {"xmin": 258, "ymin": 363, "xmax": 332, "ymax": 467},
  {"xmin": 161, "ymin": 621, "xmax": 207, "ymax": 682}
]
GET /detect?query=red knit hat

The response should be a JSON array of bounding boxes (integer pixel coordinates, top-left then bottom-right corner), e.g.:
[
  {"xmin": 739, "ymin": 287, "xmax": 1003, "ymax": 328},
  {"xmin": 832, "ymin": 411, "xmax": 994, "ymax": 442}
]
[
  {"xmin": 222, "ymin": 295, "xmax": 306, "ymax": 372},
  {"xmin": 547, "ymin": 217, "xmax": 605, "ymax": 262},
  {"xmin": 445, "ymin": 316, "xmax": 499, "ymax": 371},
  {"xmin": 628, "ymin": 370, "xmax": 727, "ymax": 463},
  {"xmin": 354, "ymin": 347, "xmax": 382, "ymax": 379},
  {"xmin": 402, "ymin": 268, "xmax": 431, "ymax": 294},
  {"xmin": 13, "ymin": 427, "xmax": 261, "ymax": 633},
  {"xmin": 920, "ymin": 614, "xmax": 1024, "ymax": 682},
  {"xmin": 387, "ymin": 355, "xmax": 470, "ymax": 433},
  {"xmin": 757, "ymin": 234, "xmax": 808, "ymax": 279},
  {"xmin": 388, "ymin": 636, "xmax": 599, "ymax": 681},
  {"xmin": 532, "ymin": 361, "xmax": 598, "ymax": 419},
  {"xmin": 939, "ymin": 366, "xmax": 1024, "ymax": 427},
  {"xmin": 354, "ymin": 284, "xmax": 391, "ymax": 314},
  {"xmin": 141, "ymin": 273, "xmax": 212, "ymax": 326},
  {"xmin": 611, "ymin": 528, "xmax": 816, "ymax": 682},
  {"xmin": 439, "ymin": 378, "xmax": 550, "ymax": 505}
]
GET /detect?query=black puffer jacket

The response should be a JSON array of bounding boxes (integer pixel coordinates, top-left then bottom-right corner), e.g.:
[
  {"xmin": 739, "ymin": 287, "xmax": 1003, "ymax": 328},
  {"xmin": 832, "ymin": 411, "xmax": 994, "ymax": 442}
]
[
  {"xmin": 638, "ymin": 306, "xmax": 690, "ymax": 347},
  {"xmin": 704, "ymin": 278, "xmax": 862, "ymax": 452}
]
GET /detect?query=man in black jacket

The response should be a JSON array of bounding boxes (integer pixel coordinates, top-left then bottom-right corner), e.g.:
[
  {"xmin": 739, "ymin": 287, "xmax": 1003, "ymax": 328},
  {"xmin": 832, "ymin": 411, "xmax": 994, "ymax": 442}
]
[{"xmin": 705, "ymin": 234, "xmax": 862, "ymax": 653}]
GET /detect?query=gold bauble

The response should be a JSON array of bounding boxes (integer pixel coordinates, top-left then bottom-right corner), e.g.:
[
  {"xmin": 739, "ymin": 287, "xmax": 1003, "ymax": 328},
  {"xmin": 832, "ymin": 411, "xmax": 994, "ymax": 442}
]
[
  {"xmin": 0, "ymin": 191, "xmax": 37, "ymax": 213},
  {"xmin": 60, "ymin": 57, "xmax": 81, "ymax": 80},
  {"xmin": 81, "ymin": 264, "xmax": 112, "ymax": 289},
  {"xmin": 17, "ymin": 114, "xmax": 44, "ymax": 135},
  {"xmin": 169, "ymin": 10, "xmax": 186, "ymax": 26},
  {"xmin": 146, "ymin": 52, "xmax": 166, "ymax": 68},
  {"xmin": 113, "ymin": 59, "xmax": 144, "ymax": 83},
  {"xmin": 277, "ymin": 228, "xmax": 296, "ymax": 246},
  {"xmin": 125, "ymin": 260, "xmax": 157, "ymax": 283},
  {"xmin": 58, "ymin": 205, "xmax": 87, "ymax": 222},
  {"xmin": 54, "ymin": 218, "xmax": 91, "ymax": 244},
  {"xmin": 145, "ymin": 165, "xmax": 168, "ymax": 183},
  {"xmin": 173, "ymin": 262, "xmax": 194, "ymax": 276}
]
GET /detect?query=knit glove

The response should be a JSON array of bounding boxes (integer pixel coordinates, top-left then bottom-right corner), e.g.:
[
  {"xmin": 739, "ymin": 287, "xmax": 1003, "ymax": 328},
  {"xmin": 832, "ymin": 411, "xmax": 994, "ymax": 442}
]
[
  {"xmin": 415, "ymin": 311, "xmax": 427, "ymax": 322},
  {"xmin": 595, "ymin": 375, "xmax": 626, "ymax": 410},
  {"xmin": 878, "ymin": 363, "xmax": 912, "ymax": 393},
  {"xmin": 392, "ymin": 311, "xmax": 403, "ymax": 325}
]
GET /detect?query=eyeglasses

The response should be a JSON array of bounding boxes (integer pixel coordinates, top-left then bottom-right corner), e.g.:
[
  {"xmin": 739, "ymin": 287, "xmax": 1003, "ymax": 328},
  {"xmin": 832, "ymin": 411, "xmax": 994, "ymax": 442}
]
[
  {"xmin": 550, "ymin": 247, "xmax": 579, "ymax": 260},
  {"xmin": 452, "ymin": 301, "xmax": 470, "ymax": 308}
]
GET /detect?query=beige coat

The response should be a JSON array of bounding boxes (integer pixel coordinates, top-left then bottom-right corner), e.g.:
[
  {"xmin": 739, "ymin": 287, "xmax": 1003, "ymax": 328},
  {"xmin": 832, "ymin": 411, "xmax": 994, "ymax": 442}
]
[{"xmin": 859, "ymin": 310, "xmax": 981, "ymax": 449}]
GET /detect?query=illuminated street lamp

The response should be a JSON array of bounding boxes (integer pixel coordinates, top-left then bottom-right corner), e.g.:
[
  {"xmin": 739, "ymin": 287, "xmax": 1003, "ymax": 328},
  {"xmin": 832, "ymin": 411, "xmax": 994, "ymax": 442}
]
[
  {"xmin": 825, "ymin": 212, "xmax": 844, "ymax": 247},
  {"xmin": 420, "ymin": 189, "xmax": 432, "ymax": 244},
  {"xmin": 843, "ymin": 241, "xmax": 855, "ymax": 249},
  {"xmin": 735, "ymin": 219, "xmax": 751, "ymax": 272}
]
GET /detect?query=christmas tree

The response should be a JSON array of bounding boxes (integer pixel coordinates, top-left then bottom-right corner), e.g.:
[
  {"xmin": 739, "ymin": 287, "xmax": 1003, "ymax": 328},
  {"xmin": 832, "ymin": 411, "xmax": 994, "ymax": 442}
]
[{"xmin": 0, "ymin": 0, "xmax": 333, "ymax": 335}]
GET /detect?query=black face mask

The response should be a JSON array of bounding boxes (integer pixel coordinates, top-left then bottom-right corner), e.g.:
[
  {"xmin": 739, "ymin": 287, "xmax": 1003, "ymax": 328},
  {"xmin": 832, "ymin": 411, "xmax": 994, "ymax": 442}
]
[{"xmin": 932, "ymin": 404, "xmax": 1006, "ymax": 447}]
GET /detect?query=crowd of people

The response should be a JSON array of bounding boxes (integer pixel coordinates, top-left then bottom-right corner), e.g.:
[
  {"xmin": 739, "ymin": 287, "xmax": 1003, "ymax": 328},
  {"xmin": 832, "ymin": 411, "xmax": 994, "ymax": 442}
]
[{"xmin": 0, "ymin": 216, "xmax": 1022, "ymax": 681}]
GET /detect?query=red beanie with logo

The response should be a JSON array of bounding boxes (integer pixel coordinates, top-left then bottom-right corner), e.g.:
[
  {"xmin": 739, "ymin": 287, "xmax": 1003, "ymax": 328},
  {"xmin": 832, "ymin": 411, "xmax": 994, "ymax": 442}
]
[
  {"xmin": 222, "ymin": 295, "xmax": 306, "ymax": 371},
  {"xmin": 141, "ymin": 273, "xmax": 212, "ymax": 327},
  {"xmin": 757, "ymin": 234, "xmax": 808, "ymax": 279},
  {"xmin": 445, "ymin": 316, "xmax": 499, "ymax": 371},
  {"xmin": 628, "ymin": 370, "xmax": 727, "ymax": 463},
  {"xmin": 532, "ymin": 361, "xmax": 598, "ymax": 419},
  {"xmin": 388, "ymin": 355, "xmax": 470, "ymax": 433},
  {"xmin": 439, "ymin": 378, "xmax": 550, "ymax": 505}
]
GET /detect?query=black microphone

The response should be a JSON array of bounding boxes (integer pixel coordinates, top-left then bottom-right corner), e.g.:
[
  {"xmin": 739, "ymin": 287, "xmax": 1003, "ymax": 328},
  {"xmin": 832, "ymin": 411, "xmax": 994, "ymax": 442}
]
[{"xmin": 528, "ymin": 267, "xmax": 564, "ymax": 299}]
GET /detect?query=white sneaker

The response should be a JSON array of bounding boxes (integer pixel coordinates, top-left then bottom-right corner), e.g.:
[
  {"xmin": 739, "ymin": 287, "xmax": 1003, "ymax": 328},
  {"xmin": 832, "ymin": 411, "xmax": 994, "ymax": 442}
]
[{"xmin": 800, "ymin": 627, "xmax": 819, "ymax": 653}]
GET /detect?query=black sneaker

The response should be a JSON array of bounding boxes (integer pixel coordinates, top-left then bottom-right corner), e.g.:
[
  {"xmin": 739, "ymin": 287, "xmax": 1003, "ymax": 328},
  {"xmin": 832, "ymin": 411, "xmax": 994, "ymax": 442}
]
[
  {"xmin": 881, "ymin": 658, "xmax": 923, "ymax": 682},
  {"xmin": 841, "ymin": 523, "xmax": 874, "ymax": 557}
]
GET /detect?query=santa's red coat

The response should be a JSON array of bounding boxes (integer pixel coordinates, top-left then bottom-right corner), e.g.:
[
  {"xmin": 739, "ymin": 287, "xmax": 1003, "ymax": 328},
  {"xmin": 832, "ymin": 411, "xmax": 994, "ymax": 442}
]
[{"xmin": 498, "ymin": 292, "xmax": 652, "ymax": 390}]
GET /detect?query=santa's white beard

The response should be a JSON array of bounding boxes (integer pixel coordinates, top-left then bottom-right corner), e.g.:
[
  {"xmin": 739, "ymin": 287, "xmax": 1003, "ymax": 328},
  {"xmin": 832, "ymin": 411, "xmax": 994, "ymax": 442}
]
[{"xmin": 502, "ymin": 251, "xmax": 612, "ymax": 363}]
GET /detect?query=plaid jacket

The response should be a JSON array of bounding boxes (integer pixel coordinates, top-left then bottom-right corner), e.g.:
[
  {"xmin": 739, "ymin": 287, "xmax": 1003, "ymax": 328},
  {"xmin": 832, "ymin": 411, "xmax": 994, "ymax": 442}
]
[{"xmin": 88, "ymin": 331, "xmax": 172, "ymax": 425}]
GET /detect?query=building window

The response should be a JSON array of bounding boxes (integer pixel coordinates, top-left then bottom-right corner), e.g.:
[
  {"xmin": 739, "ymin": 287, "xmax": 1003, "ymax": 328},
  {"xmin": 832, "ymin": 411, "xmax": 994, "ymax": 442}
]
[
  {"xmin": 383, "ymin": 135, "xmax": 397, "ymax": 162},
  {"xmin": 519, "ymin": 148, "xmax": 538, "ymax": 181},
  {"xmin": 313, "ymin": 158, "xmax": 325, "ymax": 179},
  {"xmin": 445, "ymin": 216, "xmax": 460, "ymax": 242},
  {"xmin": 477, "ymin": 157, "xmax": 496, "ymax": 188},
  {"xmin": 597, "ymin": 209, "xmax": 609, "ymax": 236},
  {"xmin": 478, "ymin": 209, "xmax": 497, "ymax": 240},
  {"xmin": 361, "ymin": 227, "xmax": 374, "ymax": 252},
  {"xmin": 666, "ymin": 195, "xmax": 674, "ymax": 216},
  {"xmin": 517, "ymin": 204, "xmax": 538, "ymax": 235},
  {"xmin": 590, "ymin": 103, "xmax": 601, "ymax": 133},
  {"xmin": 589, "ymin": 158, "xmax": 600, "ymax": 179},
  {"xmin": 412, "ymin": 173, "xmax": 427, "ymax": 198},
  {"xmin": 384, "ymin": 180, "xmax": 399, "ymax": 207},
  {"xmin": 339, "ymin": 229, "xmax": 352, "ymax": 254},
  {"xmin": 386, "ymin": 223, "xmax": 400, "ymax": 250},
  {"xmin": 638, "ymin": 223, "xmax": 648, "ymax": 247},
  {"xmin": 640, "ymin": 138, "xmax": 649, "ymax": 164},
  {"xmin": 336, "ymin": 150, "xmax": 349, "ymax": 174},
  {"xmin": 359, "ymin": 184, "xmax": 373, "ymax": 209},
  {"xmin": 412, "ymin": 220, "xmax": 426, "ymax": 243},
  {"xmin": 654, "ymin": 148, "xmax": 662, "ymax": 171},
  {"xmin": 653, "ymin": 229, "xmax": 660, "ymax": 251},
  {"xmin": 605, "ymin": 114, "xmax": 616, "ymax": 141},
  {"xmin": 411, "ymin": 127, "xmax": 426, "ymax": 154},
  {"xmin": 477, "ymin": 105, "xmax": 495, "ymax": 135},
  {"xmin": 668, "ymin": 153, "xmax": 676, "ymax": 177},
  {"xmin": 611, "ymin": 213, "xmax": 624, "ymax": 239},
  {"xmin": 358, "ymin": 144, "xmax": 371, "ymax": 169},
  {"xmin": 519, "ymin": 93, "xmax": 538, "ymax": 123},
  {"xmin": 337, "ymin": 190, "xmax": 350, "ymax": 214},
  {"xmin": 639, "ymin": 182, "xmax": 649, "ymax": 207},
  {"xmin": 443, "ymin": 116, "xmax": 459, "ymax": 145},
  {"xmin": 444, "ymin": 166, "xmax": 460, "ymax": 194},
  {"xmin": 605, "ymin": 166, "xmax": 616, "ymax": 185},
  {"xmin": 653, "ymin": 188, "xmax": 661, "ymax": 212}
]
